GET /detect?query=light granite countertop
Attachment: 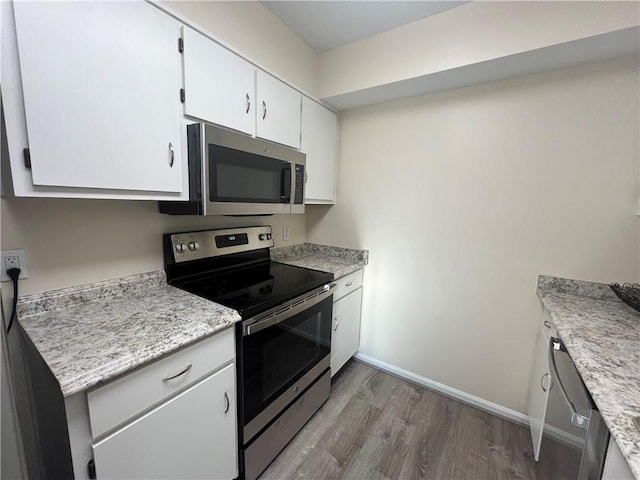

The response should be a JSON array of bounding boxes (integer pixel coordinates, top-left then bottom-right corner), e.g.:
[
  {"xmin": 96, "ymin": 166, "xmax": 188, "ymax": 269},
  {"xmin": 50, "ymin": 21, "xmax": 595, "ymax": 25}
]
[
  {"xmin": 16, "ymin": 243, "xmax": 367, "ymax": 398},
  {"xmin": 17, "ymin": 270, "xmax": 240, "ymax": 397},
  {"xmin": 537, "ymin": 275, "xmax": 640, "ymax": 479},
  {"xmin": 271, "ymin": 242, "xmax": 368, "ymax": 280}
]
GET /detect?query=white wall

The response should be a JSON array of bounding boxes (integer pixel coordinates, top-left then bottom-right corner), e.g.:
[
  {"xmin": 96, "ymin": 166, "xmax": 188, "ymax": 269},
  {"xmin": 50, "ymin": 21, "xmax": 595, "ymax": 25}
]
[
  {"xmin": 162, "ymin": 1, "xmax": 318, "ymax": 96},
  {"xmin": 318, "ymin": 1, "xmax": 639, "ymax": 99},
  {"xmin": 307, "ymin": 56, "xmax": 640, "ymax": 413},
  {"xmin": 0, "ymin": 1, "xmax": 316, "ymax": 296}
]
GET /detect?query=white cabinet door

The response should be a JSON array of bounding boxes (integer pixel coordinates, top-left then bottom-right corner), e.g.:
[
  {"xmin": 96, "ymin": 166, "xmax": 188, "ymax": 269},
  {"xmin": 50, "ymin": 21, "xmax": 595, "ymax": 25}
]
[
  {"xmin": 92, "ymin": 364, "xmax": 237, "ymax": 480},
  {"xmin": 182, "ymin": 27, "xmax": 255, "ymax": 135},
  {"xmin": 301, "ymin": 97, "xmax": 338, "ymax": 203},
  {"xmin": 602, "ymin": 439, "xmax": 634, "ymax": 480},
  {"xmin": 256, "ymin": 71, "xmax": 301, "ymax": 148},
  {"xmin": 331, "ymin": 288, "xmax": 363, "ymax": 376},
  {"xmin": 13, "ymin": 1, "xmax": 183, "ymax": 192},
  {"xmin": 527, "ymin": 328, "xmax": 552, "ymax": 461}
]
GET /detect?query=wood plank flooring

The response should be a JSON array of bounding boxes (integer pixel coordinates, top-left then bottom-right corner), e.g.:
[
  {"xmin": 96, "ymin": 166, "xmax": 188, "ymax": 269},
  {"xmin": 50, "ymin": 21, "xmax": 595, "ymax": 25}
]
[{"xmin": 259, "ymin": 360, "xmax": 579, "ymax": 480}]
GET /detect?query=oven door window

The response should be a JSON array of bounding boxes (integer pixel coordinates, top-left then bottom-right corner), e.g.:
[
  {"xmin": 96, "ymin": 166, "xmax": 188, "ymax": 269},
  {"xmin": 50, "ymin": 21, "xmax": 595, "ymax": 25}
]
[
  {"xmin": 241, "ymin": 296, "xmax": 331, "ymax": 425},
  {"xmin": 208, "ymin": 144, "xmax": 291, "ymax": 204}
]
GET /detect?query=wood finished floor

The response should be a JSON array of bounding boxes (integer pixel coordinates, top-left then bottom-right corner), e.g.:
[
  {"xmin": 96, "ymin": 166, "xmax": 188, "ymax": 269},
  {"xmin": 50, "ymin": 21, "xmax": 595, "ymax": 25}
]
[{"xmin": 259, "ymin": 360, "xmax": 579, "ymax": 480}]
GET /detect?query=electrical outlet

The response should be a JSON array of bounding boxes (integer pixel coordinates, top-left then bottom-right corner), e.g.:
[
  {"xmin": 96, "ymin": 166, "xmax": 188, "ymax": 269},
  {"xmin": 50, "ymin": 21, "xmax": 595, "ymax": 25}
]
[
  {"xmin": 1, "ymin": 249, "xmax": 29, "ymax": 282},
  {"xmin": 282, "ymin": 226, "xmax": 290, "ymax": 242}
]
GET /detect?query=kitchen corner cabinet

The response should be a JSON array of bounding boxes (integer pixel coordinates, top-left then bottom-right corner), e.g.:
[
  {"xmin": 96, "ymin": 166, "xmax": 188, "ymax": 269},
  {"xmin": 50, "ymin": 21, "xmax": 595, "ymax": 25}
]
[
  {"xmin": 65, "ymin": 329, "xmax": 238, "ymax": 480},
  {"xmin": 331, "ymin": 270, "xmax": 364, "ymax": 376},
  {"xmin": 256, "ymin": 71, "xmax": 302, "ymax": 149},
  {"xmin": 527, "ymin": 310, "xmax": 558, "ymax": 461},
  {"xmin": 301, "ymin": 97, "xmax": 338, "ymax": 204},
  {"xmin": 5, "ymin": 1, "xmax": 185, "ymax": 198},
  {"xmin": 182, "ymin": 27, "xmax": 256, "ymax": 136}
]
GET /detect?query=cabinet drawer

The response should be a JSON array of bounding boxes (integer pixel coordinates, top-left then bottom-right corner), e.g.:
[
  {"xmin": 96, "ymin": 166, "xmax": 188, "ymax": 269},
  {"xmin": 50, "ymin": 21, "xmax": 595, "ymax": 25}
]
[
  {"xmin": 334, "ymin": 270, "xmax": 363, "ymax": 302},
  {"xmin": 88, "ymin": 327, "xmax": 234, "ymax": 438}
]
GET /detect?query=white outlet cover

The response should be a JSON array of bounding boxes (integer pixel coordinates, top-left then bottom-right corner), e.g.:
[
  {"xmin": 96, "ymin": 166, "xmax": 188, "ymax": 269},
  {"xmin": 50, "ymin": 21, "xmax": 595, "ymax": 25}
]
[{"xmin": 1, "ymin": 249, "xmax": 29, "ymax": 282}]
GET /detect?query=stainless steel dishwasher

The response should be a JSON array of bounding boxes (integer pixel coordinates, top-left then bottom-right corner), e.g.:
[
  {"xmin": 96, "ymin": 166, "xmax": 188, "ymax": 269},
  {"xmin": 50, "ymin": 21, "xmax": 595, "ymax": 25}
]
[{"xmin": 547, "ymin": 336, "xmax": 610, "ymax": 480}]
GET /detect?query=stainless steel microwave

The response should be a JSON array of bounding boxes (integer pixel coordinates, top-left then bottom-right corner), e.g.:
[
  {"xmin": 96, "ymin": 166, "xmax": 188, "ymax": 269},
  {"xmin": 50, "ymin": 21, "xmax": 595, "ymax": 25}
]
[{"xmin": 159, "ymin": 123, "xmax": 305, "ymax": 216}]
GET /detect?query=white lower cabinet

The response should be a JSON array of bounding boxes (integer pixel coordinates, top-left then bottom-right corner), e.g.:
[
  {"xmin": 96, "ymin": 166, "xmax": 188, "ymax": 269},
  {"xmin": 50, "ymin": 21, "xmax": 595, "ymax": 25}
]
[
  {"xmin": 64, "ymin": 329, "xmax": 238, "ymax": 480},
  {"xmin": 602, "ymin": 438, "xmax": 634, "ymax": 480},
  {"xmin": 92, "ymin": 364, "xmax": 237, "ymax": 480},
  {"xmin": 331, "ymin": 270, "xmax": 364, "ymax": 376},
  {"xmin": 526, "ymin": 326, "xmax": 552, "ymax": 461}
]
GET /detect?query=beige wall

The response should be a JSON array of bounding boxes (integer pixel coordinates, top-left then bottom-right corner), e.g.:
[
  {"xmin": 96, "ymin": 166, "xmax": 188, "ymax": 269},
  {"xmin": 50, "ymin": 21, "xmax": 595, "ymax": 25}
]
[
  {"xmin": 318, "ymin": 1, "xmax": 639, "ymax": 99},
  {"xmin": 0, "ymin": 198, "xmax": 304, "ymax": 295},
  {"xmin": 0, "ymin": 1, "xmax": 315, "ymax": 296},
  {"xmin": 307, "ymin": 56, "xmax": 640, "ymax": 413},
  {"xmin": 162, "ymin": 1, "xmax": 318, "ymax": 96}
]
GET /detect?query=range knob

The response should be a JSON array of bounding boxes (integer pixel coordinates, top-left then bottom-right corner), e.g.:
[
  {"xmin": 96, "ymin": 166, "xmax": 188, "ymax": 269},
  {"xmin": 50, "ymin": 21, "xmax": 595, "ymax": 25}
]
[
  {"xmin": 187, "ymin": 241, "xmax": 200, "ymax": 251},
  {"xmin": 259, "ymin": 234, "xmax": 268, "ymax": 241},
  {"xmin": 175, "ymin": 243, "xmax": 187, "ymax": 253}
]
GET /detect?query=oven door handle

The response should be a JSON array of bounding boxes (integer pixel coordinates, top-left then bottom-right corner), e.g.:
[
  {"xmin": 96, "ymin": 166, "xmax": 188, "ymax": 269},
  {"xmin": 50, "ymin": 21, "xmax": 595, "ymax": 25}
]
[
  {"xmin": 244, "ymin": 284, "xmax": 336, "ymax": 336},
  {"xmin": 548, "ymin": 337, "xmax": 591, "ymax": 430}
]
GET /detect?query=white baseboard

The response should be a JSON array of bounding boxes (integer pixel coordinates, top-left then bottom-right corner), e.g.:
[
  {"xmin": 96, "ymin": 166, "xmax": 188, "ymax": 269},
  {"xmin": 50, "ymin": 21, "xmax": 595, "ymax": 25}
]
[{"xmin": 353, "ymin": 352, "xmax": 583, "ymax": 449}]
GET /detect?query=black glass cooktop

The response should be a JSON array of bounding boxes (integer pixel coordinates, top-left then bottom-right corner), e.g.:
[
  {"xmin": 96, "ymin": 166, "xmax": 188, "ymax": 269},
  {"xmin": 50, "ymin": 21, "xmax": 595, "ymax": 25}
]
[{"xmin": 175, "ymin": 262, "xmax": 333, "ymax": 319}]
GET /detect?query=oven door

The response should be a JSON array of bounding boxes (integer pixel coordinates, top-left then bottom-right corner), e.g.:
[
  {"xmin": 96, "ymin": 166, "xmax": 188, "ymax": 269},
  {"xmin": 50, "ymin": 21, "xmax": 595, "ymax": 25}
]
[{"xmin": 239, "ymin": 287, "xmax": 333, "ymax": 443}]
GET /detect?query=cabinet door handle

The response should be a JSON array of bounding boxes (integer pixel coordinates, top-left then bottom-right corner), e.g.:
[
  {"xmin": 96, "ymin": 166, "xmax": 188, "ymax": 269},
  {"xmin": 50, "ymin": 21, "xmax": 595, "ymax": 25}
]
[
  {"xmin": 224, "ymin": 392, "xmax": 230, "ymax": 414},
  {"xmin": 262, "ymin": 100, "xmax": 267, "ymax": 120},
  {"xmin": 245, "ymin": 93, "xmax": 251, "ymax": 114},
  {"xmin": 333, "ymin": 317, "xmax": 339, "ymax": 331},
  {"xmin": 162, "ymin": 364, "xmax": 192, "ymax": 382},
  {"xmin": 540, "ymin": 372, "xmax": 552, "ymax": 392},
  {"xmin": 543, "ymin": 320, "xmax": 552, "ymax": 329},
  {"xmin": 168, "ymin": 142, "xmax": 175, "ymax": 167},
  {"xmin": 345, "ymin": 281, "xmax": 353, "ymax": 287}
]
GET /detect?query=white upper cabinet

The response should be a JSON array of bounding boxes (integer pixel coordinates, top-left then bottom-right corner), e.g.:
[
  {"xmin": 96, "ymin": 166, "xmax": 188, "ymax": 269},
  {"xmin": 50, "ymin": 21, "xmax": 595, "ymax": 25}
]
[
  {"xmin": 301, "ymin": 97, "xmax": 338, "ymax": 203},
  {"xmin": 12, "ymin": 1, "xmax": 183, "ymax": 193},
  {"xmin": 256, "ymin": 71, "xmax": 301, "ymax": 148},
  {"xmin": 182, "ymin": 27, "xmax": 256, "ymax": 136}
]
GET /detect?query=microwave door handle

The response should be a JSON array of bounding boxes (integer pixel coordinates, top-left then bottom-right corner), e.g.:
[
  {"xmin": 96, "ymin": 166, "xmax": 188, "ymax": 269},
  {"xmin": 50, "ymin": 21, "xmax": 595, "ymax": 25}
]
[
  {"xmin": 281, "ymin": 165, "xmax": 291, "ymax": 202},
  {"xmin": 548, "ymin": 337, "xmax": 591, "ymax": 430}
]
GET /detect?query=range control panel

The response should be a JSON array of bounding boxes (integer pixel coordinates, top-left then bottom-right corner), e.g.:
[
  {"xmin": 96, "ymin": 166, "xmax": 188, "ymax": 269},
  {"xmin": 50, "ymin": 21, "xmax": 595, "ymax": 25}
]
[{"xmin": 170, "ymin": 226, "xmax": 273, "ymax": 263}]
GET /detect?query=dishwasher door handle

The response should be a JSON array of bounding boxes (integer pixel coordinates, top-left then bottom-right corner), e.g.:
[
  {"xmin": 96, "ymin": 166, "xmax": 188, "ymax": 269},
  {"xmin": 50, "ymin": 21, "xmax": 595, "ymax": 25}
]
[{"xmin": 548, "ymin": 337, "xmax": 591, "ymax": 430}]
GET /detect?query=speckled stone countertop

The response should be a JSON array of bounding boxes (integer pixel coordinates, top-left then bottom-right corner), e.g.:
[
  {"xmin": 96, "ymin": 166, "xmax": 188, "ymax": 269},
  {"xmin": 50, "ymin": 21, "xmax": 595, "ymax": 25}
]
[
  {"xmin": 537, "ymin": 275, "xmax": 640, "ymax": 478},
  {"xmin": 271, "ymin": 243, "xmax": 368, "ymax": 280},
  {"xmin": 18, "ymin": 270, "xmax": 241, "ymax": 397}
]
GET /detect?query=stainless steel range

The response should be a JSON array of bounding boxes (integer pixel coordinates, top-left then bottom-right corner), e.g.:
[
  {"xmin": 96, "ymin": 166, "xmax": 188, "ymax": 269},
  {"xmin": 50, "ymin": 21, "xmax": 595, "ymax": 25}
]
[{"xmin": 164, "ymin": 226, "xmax": 334, "ymax": 480}]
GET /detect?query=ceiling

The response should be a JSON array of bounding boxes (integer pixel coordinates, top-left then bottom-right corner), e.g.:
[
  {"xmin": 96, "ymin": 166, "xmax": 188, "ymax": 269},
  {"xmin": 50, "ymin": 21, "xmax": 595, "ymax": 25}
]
[{"xmin": 261, "ymin": 1, "xmax": 468, "ymax": 52}]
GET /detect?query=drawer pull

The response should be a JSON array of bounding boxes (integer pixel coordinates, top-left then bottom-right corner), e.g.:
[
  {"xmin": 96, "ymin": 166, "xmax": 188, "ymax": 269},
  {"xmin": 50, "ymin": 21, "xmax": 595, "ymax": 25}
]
[
  {"xmin": 543, "ymin": 320, "xmax": 552, "ymax": 329},
  {"xmin": 540, "ymin": 372, "xmax": 552, "ymax": 392},
  {"xmin": 162, "ymin": 364, "xmax": 192, "ymax": 382},
  {"xmin": 224, "ymin": 392, "xmax": 230, "ymax": 414},
  {"xmin": 333, "ymin": 317, "xmax": 339, "ymax": 331},
  {"xmin": 345, "ymin": 281, "xmax": 353, "ymax": 287}
]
